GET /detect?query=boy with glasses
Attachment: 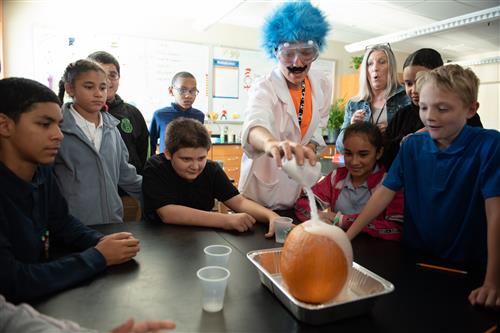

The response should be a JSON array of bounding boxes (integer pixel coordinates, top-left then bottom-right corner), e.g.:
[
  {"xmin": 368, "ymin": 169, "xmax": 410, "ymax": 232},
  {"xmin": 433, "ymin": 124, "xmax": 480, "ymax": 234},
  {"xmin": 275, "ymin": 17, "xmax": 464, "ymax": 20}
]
[
  {"xmin": 239, "ymin": 2, "xmax": 332, "ymax": 210},
  {"xmin": 88, "ymin": 51, "xmax": 149, "ymax": 175},
  {"xmin": 150, "ymin": 72, "xmax": 205, "ymax": 154}
]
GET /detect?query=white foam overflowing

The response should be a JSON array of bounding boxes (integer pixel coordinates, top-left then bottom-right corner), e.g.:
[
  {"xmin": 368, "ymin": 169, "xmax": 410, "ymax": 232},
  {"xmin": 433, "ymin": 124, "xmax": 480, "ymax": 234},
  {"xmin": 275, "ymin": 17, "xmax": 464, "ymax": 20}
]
[
  {"xmin": 304, "ymin": 187, "xmax": 320, "ymax": 223},
  {"xmin": 302, "ymin": 220, "xmax": 353, "ymax": 266}
]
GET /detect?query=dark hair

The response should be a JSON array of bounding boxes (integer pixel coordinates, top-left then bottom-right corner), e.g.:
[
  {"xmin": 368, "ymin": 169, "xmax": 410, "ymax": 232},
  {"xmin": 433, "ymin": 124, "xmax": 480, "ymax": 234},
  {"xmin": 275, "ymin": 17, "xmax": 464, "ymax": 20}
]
[
  {"xmin": 0, "ymin": 77, "xmax": 60, "ymax": 122},
  {"xmin": 171, "ymin": 72, "xmax": 196, "ymax": 87},
  {"xmin": 343, "ymin": 122, "xmax": 383, "ymax": 152},
  {"xmin": 403, "ymin": 48, "xmax": 443, "ymax": 70},
  {"xmin": 58, "ymin": 59, "xmax": 106, "ymax": 104},
  {"xmin": 165, "ymin": 118, "xmax": 211, "ymax": 155},
  {"xmin": 87, "ymin": 51, "xmax": 120, "ymax": 73}
]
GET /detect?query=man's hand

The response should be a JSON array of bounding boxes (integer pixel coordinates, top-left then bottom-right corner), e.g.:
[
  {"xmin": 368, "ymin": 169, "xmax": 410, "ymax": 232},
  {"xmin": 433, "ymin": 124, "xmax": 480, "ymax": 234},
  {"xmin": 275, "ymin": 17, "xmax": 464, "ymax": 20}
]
[
  {"xmin": 263, "ymin": 139, "xmax": 317, "ymax": 168},
  {"xmin": 95, "ymin": 232, "xmax": 140, "ymax": 266}
]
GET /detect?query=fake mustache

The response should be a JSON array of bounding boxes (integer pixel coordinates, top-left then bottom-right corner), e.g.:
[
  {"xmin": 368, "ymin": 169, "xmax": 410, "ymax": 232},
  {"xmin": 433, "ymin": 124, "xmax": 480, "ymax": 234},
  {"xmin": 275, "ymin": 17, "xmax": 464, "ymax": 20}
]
[{"xmin": 287, "ymin": 65, "xmax": 307, "ymax": 74}]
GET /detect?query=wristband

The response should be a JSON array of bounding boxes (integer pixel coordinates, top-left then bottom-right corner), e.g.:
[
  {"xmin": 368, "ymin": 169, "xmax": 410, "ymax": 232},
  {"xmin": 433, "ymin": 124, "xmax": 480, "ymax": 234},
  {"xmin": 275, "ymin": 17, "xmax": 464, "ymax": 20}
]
[{"xmin": 331, "ymin": 212, "xmax": 343, "ymax": 225}]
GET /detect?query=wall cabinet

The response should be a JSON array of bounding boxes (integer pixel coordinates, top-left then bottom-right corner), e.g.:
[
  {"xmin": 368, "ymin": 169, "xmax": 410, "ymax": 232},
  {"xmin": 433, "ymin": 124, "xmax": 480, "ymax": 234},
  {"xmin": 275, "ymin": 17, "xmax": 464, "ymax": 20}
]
[
  {"xmin": 339, "ymin": 73, "xmax": 359, "ymax": 102},
  {"xmin": 211, "ymin": 144, "xmax": 243, "ymax": 185},
  {"xmin": 320, "ymin": 144, "xmax": 336, "ymax": 157},
  {"xmin": 339, "ymin": 72, "xmax": 404, "ymax": 103}
]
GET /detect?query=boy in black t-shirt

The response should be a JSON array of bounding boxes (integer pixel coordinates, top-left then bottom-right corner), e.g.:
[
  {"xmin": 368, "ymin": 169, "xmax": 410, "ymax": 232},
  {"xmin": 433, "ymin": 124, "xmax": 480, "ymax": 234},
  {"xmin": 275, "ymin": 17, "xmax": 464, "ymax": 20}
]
[{"xmin": 143, "ymin": 118, "xmax": 280, "ymax": 237}]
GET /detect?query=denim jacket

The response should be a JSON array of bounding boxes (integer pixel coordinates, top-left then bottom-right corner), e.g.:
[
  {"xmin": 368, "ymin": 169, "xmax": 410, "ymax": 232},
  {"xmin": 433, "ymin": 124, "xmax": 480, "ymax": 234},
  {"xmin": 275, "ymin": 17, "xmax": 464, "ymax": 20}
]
[{"xmin": 336, "ymin": 85, "xmax": 411, "ymax": 153}]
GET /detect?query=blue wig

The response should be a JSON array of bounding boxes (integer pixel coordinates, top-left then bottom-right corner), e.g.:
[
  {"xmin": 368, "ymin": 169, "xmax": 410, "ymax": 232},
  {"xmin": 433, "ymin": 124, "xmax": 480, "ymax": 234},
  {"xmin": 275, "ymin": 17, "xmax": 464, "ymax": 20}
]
[{"xmin": 262, "ymin": 1, "xmax": 330, "ymax": 59}]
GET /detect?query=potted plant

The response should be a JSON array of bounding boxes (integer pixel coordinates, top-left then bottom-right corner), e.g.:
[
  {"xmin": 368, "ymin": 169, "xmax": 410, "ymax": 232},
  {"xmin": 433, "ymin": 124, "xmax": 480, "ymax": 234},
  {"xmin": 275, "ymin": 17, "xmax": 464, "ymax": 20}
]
[
  {"xmin": 350, "ymin": 56, "xmax": 363, "ymax": 70},
  {"xmin": 327, "ymin": 98, "xmax": 345, "ymax": 143}
]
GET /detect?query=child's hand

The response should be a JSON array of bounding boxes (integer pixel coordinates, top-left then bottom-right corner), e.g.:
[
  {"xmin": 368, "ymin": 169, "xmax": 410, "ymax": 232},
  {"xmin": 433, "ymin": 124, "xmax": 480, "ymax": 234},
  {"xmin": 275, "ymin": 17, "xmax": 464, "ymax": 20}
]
[
  {"xmin": 95, "ymin": 232, "xmax": 140, "ymax": 266},
  {"xmin": 264, "ymin": 213, "xmax": 280, "ymax": 238},
  {"xmin": 264, "ymin": 223, "xmax": 275, "ymax": 238},
  {"xmin": 468, "ymin": 283, "xmax": 500, "ymax": 309},
  {"xmin": 223, "ymin": 213, "xmax": 256, "ymax": 232},
  {"xmin": 109, "ymin": 318, "xmax": 176, "ymax": 333},
  {"xmin": 318, "ymin": 211, "xmax": 335, "ymax": 224}
]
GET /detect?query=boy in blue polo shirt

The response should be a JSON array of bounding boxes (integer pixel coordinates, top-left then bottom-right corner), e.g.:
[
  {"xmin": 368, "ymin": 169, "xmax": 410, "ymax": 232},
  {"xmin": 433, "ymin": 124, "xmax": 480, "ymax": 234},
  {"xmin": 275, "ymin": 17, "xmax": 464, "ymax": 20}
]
[{"xmin": 346, "ymin": 64, "xmax": 500, "ymax": 308}]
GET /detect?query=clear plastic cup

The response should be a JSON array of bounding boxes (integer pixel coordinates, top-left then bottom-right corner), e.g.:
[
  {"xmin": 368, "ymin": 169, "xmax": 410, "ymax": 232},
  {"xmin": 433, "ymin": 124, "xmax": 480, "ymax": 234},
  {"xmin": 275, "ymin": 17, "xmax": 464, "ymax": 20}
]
[
  {"xmin": 204, "ymin": 245, "xmax": 232, "ymax": 268},
  {"xmin": 273, "ymin": 217, "xmax": 293, "ymax": 244},
  {"xmin": 196, "ymin": 266, "xmax": 230, "ymax": 312}
]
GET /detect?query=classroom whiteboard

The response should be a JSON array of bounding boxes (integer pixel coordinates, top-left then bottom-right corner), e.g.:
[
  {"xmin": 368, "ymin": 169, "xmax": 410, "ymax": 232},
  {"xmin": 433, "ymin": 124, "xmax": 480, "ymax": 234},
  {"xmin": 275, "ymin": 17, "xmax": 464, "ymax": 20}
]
[
  {"xmin": 212, "ymin": 46, "xmax": 335, "ymax": 119},
  {"xmin": 33, "ymin": 26, "xmax": 209, "ymax": 124},
  {"xmin": 33, "ymin": 26, "xmax": 335, "ymax": 124}
]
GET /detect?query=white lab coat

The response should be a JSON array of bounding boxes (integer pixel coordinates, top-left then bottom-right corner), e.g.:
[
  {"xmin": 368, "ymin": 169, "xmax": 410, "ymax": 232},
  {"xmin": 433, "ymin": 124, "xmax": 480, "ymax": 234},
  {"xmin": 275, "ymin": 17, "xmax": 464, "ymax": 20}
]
[{"xmin": 238, "ymin": 67, "xmax": 332, "ymax": 210}]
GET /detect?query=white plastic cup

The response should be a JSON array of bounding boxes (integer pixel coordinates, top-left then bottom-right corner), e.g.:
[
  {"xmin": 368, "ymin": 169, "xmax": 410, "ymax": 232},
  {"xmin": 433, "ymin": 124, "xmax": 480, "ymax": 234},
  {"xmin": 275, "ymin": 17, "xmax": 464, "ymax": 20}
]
[
  {"xmin": 281, "ymin": 155, "xmax": 321, "ymax": 188},
  {"xmin": 204, "ymin": 245, "xmax": 232, "ymax": 268},
  {"xmin": 274, "ymin": 217, "xmax": 294, "ymax": 244},
  {"xmin": 197, "ymin": 266, "xmax": 230, "ymax": 312}
]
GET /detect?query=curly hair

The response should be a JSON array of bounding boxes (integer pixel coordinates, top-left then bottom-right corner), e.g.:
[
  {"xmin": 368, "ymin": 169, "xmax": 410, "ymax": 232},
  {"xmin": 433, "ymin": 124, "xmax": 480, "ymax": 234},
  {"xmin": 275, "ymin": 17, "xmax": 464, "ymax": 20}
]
[{"xmin": 262, "ymin": 1, "xmax": 330, "ymax": 59}]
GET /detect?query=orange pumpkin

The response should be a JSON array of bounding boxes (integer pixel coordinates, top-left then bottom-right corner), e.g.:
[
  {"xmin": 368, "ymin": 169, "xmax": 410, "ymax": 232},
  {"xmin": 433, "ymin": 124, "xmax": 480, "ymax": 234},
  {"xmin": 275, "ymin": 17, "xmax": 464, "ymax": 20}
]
[{"xmin": 280, "ymin": 220, "xmax": 352, "ymax": 304}]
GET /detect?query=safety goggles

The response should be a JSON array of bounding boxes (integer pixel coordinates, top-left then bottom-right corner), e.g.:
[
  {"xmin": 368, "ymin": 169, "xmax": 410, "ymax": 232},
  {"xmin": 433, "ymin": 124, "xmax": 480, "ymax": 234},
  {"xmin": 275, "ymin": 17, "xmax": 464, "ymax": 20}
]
[
  {"xmin": 173, "ymin": 87, "xmax": 199, "ymax": 96},
  {"xmin": 276, "ymin": 40, "xmax": 319, "ymax": 65}
]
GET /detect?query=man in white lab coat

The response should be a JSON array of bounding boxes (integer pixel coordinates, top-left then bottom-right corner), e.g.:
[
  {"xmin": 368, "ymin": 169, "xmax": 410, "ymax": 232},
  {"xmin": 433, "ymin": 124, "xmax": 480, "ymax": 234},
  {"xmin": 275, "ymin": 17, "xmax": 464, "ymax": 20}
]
[{"xmin": 239, "ymin": 2, "xmax": 332, "ymax": 210}]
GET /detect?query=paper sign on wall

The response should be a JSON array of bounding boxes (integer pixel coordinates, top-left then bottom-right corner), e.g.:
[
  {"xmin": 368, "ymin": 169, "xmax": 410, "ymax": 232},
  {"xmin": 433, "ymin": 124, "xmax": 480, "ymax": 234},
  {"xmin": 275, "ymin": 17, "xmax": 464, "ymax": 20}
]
[{"xmin": 213, "ymin": 59, "xmax": 239, "ymax": 99}]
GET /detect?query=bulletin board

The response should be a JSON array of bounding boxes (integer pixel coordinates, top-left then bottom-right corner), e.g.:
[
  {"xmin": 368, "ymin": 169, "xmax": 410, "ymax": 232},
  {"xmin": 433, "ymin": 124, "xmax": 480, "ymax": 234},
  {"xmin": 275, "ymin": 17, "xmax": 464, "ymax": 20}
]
[
  {"xmin": 211, "ymin": 46, "xmax": 336, "ymax": 120},
  {"xmin": 33, "ymin": 26, "xmax": 210, "ymax": 124}
]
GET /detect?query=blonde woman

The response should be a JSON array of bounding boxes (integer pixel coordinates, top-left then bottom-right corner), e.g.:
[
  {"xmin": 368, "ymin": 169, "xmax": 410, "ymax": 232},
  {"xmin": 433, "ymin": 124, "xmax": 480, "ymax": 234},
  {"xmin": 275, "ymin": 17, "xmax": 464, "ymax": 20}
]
[{"xmin": 336, "ymin": 44, "xmax": 411, "ymax": 153}]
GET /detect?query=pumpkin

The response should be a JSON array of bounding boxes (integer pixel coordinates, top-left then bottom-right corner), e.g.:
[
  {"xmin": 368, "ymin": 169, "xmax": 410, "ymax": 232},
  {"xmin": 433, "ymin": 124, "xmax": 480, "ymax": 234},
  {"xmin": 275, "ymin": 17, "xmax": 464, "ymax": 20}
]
[{"xmin": 280, "ymin": 220, "xmax": 353, "ymax": 304}]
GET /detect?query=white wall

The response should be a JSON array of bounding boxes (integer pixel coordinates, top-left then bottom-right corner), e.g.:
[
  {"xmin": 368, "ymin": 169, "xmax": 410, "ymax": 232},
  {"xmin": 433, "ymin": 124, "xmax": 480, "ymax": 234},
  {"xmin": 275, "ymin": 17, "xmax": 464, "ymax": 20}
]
[
  {"xmin": 469, "ymin": 63, "xmax": 500, "ymax": 130},
  {"xmin": 3, "ymin": 0, "xmax": 499, "ymax": 130},
  {"xmin": 2, "ymin": 0, "xmax": 395, "ymax": 96}
]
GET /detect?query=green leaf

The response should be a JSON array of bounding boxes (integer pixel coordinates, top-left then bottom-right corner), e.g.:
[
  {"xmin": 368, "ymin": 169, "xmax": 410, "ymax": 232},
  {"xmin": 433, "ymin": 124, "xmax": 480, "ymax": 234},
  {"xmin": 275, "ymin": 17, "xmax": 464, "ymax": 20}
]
[{"xmin": 327, "ymin": 98, "xmax": 345, "ymax": 129}]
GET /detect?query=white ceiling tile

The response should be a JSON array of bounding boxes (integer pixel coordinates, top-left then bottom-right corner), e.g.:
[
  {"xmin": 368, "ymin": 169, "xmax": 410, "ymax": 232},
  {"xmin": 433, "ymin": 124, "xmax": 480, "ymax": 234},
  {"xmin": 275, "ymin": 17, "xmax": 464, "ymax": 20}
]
[{"xmin": 217, "ymin": 0, "xmax": 499, "ymax": 58}]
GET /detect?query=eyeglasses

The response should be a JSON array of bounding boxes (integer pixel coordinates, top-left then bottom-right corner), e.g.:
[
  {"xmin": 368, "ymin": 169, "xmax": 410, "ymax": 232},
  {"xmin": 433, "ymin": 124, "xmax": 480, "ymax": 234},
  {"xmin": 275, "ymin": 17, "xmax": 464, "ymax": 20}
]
[
  {"xmin": 173, "ymin": 87, "xmax": 199, "ymax": 96},
  {"xmin": 107, "ymin": 71, "xmax": 120, "ymax": 81},
  {"xmin": 276, "ymin": 40, "xmax": 319, "ymax": 65}
]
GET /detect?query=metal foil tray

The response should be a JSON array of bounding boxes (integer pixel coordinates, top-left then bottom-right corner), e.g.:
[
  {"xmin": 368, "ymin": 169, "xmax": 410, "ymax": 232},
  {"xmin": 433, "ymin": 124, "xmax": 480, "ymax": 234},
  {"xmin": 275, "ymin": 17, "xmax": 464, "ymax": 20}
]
[{"xmin": 247, "ymin": 248, "xmax": 394, "ymax": 325}]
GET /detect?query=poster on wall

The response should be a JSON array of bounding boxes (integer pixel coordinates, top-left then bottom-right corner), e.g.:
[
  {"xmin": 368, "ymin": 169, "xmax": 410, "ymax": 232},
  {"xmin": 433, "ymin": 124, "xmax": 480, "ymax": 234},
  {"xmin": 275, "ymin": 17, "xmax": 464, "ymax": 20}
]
[
  {"xmin": 213, "ymin": 59, "xmax": 239, "ymax": 99},
  {"xmin": 212, "ymin": 47, "xmax": 275, "ymax": 120}
]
